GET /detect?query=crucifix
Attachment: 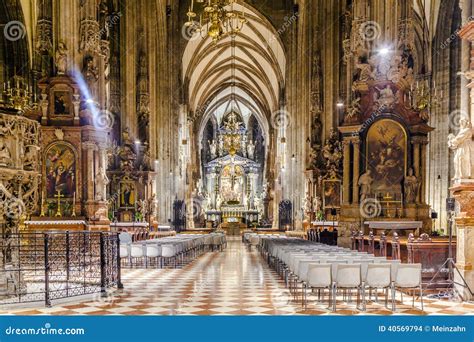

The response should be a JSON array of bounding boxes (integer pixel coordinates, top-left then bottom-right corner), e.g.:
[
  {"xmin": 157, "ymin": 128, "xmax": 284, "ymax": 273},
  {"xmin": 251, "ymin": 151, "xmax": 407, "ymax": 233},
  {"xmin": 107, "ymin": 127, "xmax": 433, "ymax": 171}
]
[{"xmin": 54, "ymin": 190, "xmax": 64, "ymax": 217}]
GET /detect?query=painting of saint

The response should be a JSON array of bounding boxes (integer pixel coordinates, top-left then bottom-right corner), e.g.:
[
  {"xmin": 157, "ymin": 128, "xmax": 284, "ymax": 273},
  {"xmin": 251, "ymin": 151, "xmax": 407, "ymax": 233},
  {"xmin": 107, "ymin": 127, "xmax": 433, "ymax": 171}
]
[
  {"xmin": 54, "ymin": 91, "xmax": 70, "ymax": 115},
  {"xmin": 366, "ymin": 119, "xmax": 406, "ymax": 193},
  {"xmin": 45, "ymin": 144, "xmax": 76, "ymax": 198},
  {"xmin": 120, "ymin": 182, "xmax": 135, "ymax": 207},
  {"xmin": 323, "ymin": 180, "xmax": 341, "ymax": 209}
]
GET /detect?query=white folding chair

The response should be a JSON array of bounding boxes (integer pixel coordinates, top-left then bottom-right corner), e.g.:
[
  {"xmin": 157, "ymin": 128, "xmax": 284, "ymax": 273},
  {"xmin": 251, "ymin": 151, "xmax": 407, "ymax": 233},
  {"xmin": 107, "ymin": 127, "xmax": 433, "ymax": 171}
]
[
  {"xmin": 333, "ymin": 263, "xmax": 363, "ymax": 311},
  {"xmin": 392, "ymin": 263, "xmax": 423, "ymax": 311},
  {"xmin": 304, "ymin": 264, "xmax": 332, "ymax": 310},
  {"xmin": 364, "ymin": 263, "xmax": 392, "ymax": 310}
]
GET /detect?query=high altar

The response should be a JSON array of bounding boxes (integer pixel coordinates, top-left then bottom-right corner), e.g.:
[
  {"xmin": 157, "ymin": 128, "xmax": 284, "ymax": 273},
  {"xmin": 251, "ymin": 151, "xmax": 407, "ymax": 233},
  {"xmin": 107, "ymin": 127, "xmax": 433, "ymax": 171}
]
[{"xmin": 201, "ymin": 112, "xmax": 261, "ymax": 233}]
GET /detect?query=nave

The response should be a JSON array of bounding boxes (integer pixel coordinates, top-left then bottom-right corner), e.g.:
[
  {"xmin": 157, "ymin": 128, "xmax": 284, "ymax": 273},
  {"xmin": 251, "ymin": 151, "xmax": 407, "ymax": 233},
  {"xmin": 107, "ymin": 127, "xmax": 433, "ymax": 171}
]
[{"xmin": 1, "ymin": 238, "xmax": 472, "ymax": 316}]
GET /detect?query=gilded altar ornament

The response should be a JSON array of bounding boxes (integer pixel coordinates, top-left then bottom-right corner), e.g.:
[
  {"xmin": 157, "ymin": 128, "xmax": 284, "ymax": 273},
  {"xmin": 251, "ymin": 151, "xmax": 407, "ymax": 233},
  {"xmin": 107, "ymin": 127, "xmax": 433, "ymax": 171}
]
[
  {"xmin": 39, "ymin": 193, "xmax": 46, "ymax": 217},
  {"xmin": 54, "ymin": 190, "xmax": 64, "ymax": 217},
  {"xmin": 1, "ymin": 75, "xmax": 36, "ymax": 112},
  {"xmin": 71, "ymin": 192, "xmax": 76, "ymax": 217}
]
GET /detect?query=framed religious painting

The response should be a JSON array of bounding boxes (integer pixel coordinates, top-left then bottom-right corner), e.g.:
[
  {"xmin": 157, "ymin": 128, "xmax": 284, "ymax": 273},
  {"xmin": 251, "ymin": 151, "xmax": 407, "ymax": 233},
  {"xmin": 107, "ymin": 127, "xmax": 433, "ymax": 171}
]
[
  {"xmin": 365, "ymin": 118, "xmax": 407, "ymax": 194},
  {"xmin": 44, "ymin": 142, "xmax": 77, "ymax": 199},
  {"xmin": 119, "ymin": 179, "xmax": 136, "ymax": 209},
  {"xmin": 322, "ymin": 179, "xmax": 341, "ymax": 209},
  {"xmin": 52, "ymin": 90, "xmax": 73, "ymax": 117}
]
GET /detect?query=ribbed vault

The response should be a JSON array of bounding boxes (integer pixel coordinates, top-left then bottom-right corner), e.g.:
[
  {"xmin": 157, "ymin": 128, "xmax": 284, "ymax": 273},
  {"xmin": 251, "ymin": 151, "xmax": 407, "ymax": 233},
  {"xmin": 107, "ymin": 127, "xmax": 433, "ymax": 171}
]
[{"xmin": 182, "ymin": 2, "xmax": 286, "ymax": 132}]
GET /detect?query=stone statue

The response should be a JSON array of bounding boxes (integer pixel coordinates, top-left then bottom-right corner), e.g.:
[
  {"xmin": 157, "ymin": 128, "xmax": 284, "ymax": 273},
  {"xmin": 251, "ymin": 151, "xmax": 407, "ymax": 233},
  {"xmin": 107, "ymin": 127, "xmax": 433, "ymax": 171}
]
[
  {"xmin": 347, "ymin": 96, "xmax": 361, "ymax": 119},
  {"xmin": 95, "ymin": 167, "xmax": 109, "ymax": 201},
  {"xmin": 253, "ymin": 194, "xmax": 261, "ymax": 211},
  {"xmin": 448, "ymin": 117, "xmax": 473, "ymax": 181},
  {"xmin": 203, "ymin": 192, "xmax": 211, "ymax": 211},
  {"xmin": 312, "ymin": 196, "xmax": 321, "ymax": 213},
  {"xmin": 358, "ymin": 169, "xmax": 373, "ymax": 202},
  {"xmin": 355, "ymin": 58, "xmax": 374, "ymax": 82},
  {"xmin": 23, "ymin": 146, "xmax": 38, "ymax": 170},
  {"xmin": 247, "ymin": 140, "xmax": 255, "ymax": 160},
  {"xmin": 0, "ymin": 137, "xmax": 11, "ymax": 167},
  {"xmin": 149, "ymin": 194, "xmax": 158, "ymax": 217},
  {"xmin": 208, "ymin": 140, "xmax": 217, "ymax": 159},
  {"xmin": 303, "ymin": 194, "xmax": 312, "ymax": 215},
  {"xmin": 374, "ymin": 85, "xmax": 397, "ymax": 108},
  {"xmin": 218, "ymin": 137, "xmax": 224, "ymax": 157},
  {"xmin": 83, "ymin": 56, "xmax": 99, "ymax": 99},
  {"xmin": 55, "ymin": 41, "xmax": 68, "ymax": 75},
  {"xmin": 142, "ymin": 145, "xmax": 151, "ymax": 171},
  {"xmin": 404, "ymin": 168, "xmax": 420, "ymax": 203},
  {"xmin": 139, "ymin": 199, "xmax": 147, "ymax": 221},
  {"xmin": 216, "ymin": 194, "xmax": 223, "ymax": 210}
]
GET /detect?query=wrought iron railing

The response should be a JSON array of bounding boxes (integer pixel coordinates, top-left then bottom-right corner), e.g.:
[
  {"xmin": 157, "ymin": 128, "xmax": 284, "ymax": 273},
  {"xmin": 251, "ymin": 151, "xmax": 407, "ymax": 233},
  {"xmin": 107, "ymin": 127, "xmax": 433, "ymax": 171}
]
[{"xmin": 0, "ymin": 231, "xmax": 122, "ymax": 307}]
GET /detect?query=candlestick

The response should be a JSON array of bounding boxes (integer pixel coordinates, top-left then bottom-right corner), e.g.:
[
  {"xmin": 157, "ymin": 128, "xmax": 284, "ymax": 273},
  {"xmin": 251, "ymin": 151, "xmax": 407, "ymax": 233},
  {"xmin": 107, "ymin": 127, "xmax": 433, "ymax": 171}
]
[
  {"xmin": 40, "ymin": 192, "xmax": 46, "ymax": 217},
  {"xmin": 71, "ymin": 191, "xmax": 76, "ymax": 217}
]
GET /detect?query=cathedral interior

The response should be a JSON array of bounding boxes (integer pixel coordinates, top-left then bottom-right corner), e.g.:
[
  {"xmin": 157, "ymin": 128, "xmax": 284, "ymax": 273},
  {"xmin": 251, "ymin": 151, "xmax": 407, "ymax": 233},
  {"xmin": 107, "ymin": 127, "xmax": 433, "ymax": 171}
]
[{"xmin": 0, "ymin": 0, "xmax": 474, "ymax": 316}]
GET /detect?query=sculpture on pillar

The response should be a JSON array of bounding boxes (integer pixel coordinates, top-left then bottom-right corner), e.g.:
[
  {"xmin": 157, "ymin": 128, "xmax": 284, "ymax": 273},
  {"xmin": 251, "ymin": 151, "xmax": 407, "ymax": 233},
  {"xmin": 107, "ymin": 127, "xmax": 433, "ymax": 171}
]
[
  {"xmin": 95, "ymin": 167, "xmax": 109, "ymax": 201},
  {"xmin": 448, "ymin": 117, "xmax": 473, "ymax": 181},
  {"xmin": 216, "ymin": 193, "xmax": 223, "ymax": 210},
  {"xmin": 404, "ymin": 168, "xmax": 420, "ymax": 203},
  {"xmin": 303, "ymin": 193, "xmax": 312, "ymax": 218},
  {"xmin": 322, "ymin": 129, "xmax": 342, "ymax": 178},
  {"xmin": 218, "ymin": 137, "xmax": 224, "ymax": 157},
  {"xmin": 83, "ymin": 56, "xmax": 99, "ymax": 100},
  {"xmin": 208, "ymin": 140, "xmax": 217, "ymax": 159},
  {"xmin": 149, "ymin": 194, "xmax": 158, "ymax": 218},
  {"xmin": 358, "ymin": 170, "xmax": 373, "ymax": 202},
  {"xmin": 247, "ymin": 140, "xmax": 255, "ymax": 160},
  {"xmin": 0, "ymin": 137, "xmax": 11, "ymax": 167},
  {"xmin": 55, "ymin": 41, "xmax": 68, "ymax": 75},
  {"xmin": 141, "ymin": 145, "xmax": 152, "ymax": 171}
]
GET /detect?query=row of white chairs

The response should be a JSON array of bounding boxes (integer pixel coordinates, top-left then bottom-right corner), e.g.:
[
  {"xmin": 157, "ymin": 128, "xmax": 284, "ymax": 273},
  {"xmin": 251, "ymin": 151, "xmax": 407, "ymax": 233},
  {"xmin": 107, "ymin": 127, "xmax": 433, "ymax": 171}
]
[
  {"xmin": 260, "ymin": 236, "xmax": 423, "ymax": 312},
  {"xmin": 119, "ymin": 233, "xmax": 226, "ymax": 268}
]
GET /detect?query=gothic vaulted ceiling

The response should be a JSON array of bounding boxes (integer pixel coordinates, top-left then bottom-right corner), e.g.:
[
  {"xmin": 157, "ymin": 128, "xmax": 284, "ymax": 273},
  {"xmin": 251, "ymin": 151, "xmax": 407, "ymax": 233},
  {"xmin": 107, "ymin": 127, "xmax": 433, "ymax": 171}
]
[{"xmin": 182, "ymin": 2, "xmax": 286, "ymax": 133}]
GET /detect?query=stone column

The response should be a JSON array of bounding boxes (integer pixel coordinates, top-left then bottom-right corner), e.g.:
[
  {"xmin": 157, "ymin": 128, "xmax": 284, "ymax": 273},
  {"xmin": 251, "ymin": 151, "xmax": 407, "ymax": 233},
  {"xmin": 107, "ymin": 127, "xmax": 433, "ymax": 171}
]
[
  {"xmin": 83, "ymin": 142, "xmax": 97, "ymax": 202},
  {"xmin": 352, "ymin": 137, "xmax": 360, "ymax": 204},
  {"xmin": 412, "ymin": 138, "xmax": 421, "ymax": 177},
  {"xmin": 342, "ymin": 139, "xmax": 351, "ymax": 205},
  {"xmin": 451, "ymin": 183, "xmax": 474, "ymax": 300},
  {"xmin": 420, "ymin": 139, "xmax": 428, "ymax": 204},
  {"xmin": 412, "ymin": 137, "xmax": 421, "ymax": 203}
]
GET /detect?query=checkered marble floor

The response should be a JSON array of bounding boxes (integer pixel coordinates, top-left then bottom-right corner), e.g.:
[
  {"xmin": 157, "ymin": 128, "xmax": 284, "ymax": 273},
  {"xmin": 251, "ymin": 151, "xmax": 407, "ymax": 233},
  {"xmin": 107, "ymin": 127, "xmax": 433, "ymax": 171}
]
[{"xmin": 1, "ymin": 238, "xmax": 473, "ymax": 315}]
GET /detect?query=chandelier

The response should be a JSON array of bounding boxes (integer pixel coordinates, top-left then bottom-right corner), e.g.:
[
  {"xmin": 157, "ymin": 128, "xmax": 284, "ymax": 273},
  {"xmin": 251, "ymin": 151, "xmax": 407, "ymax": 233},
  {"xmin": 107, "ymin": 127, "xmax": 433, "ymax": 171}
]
[
  {"xmin": 185, "ymin": 0, "xmax": 247, "ymax": 43},
  {"xmin": 1, "ymin": 75, "xmax": 36, "ymax": 112}
]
